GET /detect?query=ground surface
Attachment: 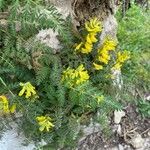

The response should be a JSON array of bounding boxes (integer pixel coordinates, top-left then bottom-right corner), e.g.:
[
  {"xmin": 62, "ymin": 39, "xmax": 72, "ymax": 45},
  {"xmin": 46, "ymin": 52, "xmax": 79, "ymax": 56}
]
[
  {"xmin": 0, "ymin": 122, "xmax": 36, "ymax": 150},
  {"xmin": 78, "ymin": 103, "xmax": 150, "ymax": 150},
  {"xmin": 0, "ymin": 104, "xmax": 149, "ymax": 150}
]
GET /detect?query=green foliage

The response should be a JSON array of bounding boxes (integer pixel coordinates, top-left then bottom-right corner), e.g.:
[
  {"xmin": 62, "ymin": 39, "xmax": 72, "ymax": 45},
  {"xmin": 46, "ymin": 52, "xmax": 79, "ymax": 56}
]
[
  {"xmin": 116, "ymin": 4, "xmax": 150, "ymax": 94},
  {"xmin": 137, "ymin": 99, "xmax": 150, "ymax": 118},
  {"xmin": 0, "ymin": 0, "xmax": 125, "ymax": 149},
  {"xmin": 117, "ymin": 4, "xmax": 150, "ymax": 52},
  {"xmin": 116, "ymin": 4, "xmax": 150, "ymax": 123}
]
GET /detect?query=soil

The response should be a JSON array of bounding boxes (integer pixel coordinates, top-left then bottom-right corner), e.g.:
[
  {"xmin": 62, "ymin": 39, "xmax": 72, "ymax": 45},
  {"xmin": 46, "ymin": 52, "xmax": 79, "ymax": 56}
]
[{"xmin": 78, "ymin": 103, "xmax": 150, "ymax": 150}]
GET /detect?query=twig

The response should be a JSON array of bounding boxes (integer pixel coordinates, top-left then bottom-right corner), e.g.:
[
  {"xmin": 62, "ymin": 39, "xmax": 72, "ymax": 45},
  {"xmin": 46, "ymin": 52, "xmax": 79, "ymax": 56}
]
[
  {"xmin": 123, "ymin": 127, "xmax": 138, "ymax": 142},
  {"xmin": 141, "ymin": 128, "xmax": 150, "ymax": 135}
]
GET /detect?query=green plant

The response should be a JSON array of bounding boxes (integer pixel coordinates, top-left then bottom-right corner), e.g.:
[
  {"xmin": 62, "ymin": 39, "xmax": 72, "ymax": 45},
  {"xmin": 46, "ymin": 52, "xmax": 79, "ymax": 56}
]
[
  {"xmin": 116, "ymin": 4, "xmax": 150, "ymax": 96},
  {"xmin": 137, "ymin": 99, "xmax": 150, "ymax": 118},
  {"xmin": 0, "ymin": 0, "xmax": 130, "ymax": 149},
  {"xmin": 117, "ymin": 4, "xmax": 150, "ymax": 52}
]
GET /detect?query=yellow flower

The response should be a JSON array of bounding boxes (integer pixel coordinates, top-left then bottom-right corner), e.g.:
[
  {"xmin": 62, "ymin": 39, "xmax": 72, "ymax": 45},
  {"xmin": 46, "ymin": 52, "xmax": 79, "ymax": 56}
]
[
  {"xmin": 93, "ymin": 63, "xmax": 103, "ymax": 70},
  {"xmin": 81, "ymin": 42, "xmax": 93, "ymax": 54},
  {"xmin": 103, "ymin": 38, "xmax": 117, "ymax": 51},
  {"xmin": 76, "ymin": 65, "xmax": 90, "ymax": 84},
  {"xmin": 75, "ymin": 18, "xmax": 101, "ymax": 54},
  {"xmin": 0, "ymin": 95, "xmax": 16, "ymax": 114},
  {"xmin": 90, "ymin": 33, "xmax": 98, "ymax": 43},
  {"xmin": 98, "ymin": 38, "xmax": 117, "ymax": 55},
  {"xmin": 97, "ymin": 95, "xmax": 104, "ymax": 104},
  {"xmin": 78, "ymin": 71, "xmax": 89, "ymax": 79},
  {"xmin": 77, "ymin": 71, "xmax": 89, "ymax": 84},
  {"xmin": 81, "ymin": 47, "xmax": 91, "ymax": 54},
  {"xmin": 36, "ymin": 116, "xmax": 54, "ymax": 132},
  {"xmin": 86, "ymin": 33, "xmax": 97, "ymax": 44},
  {"xmin": 76, "ymin": 79, "xmax": 82, "ymax": 85},
  {"xmin": 85, "ymin": 18, "xmax": 102, "ymax": 33},
  {"xmin": 62, "ymin": 64, "xmax": 89, "ymax": 86},
  {"xmin": 76, "ymin": 64, "xmax": 84, "ymax": 71},
  {"xmin": 75, "ymin": 42, "xmax": 83, "ymax": 51},
  {"xmin": 0, "ymin": 95, "xmax": 9, "ymax": 113},
  {"xmin": 84, "ymin": 42, "xmax": 93, "ymax": 50},
  {"xmin": 112, "ymin": 63, "xmax": 122, "ymax": 70},
  {"xmin": 98, "ymin": 56, "xmax": 109, "ymax": 64},
  {"xmin": 86, "ymin": 34, "xmax": 93, "ymax": 44},
  {"xmin": 96, "ymin": 38, "xmax": 117, "ymax": 68},
  {"xmin": 101, "ymin": 52, "xmax": 110, "ymax": 60},
  {"xmin": 112, "ymin": 50, "xmax": 130, "ymax": 71},
  {"xmin": 10, "ymin": 104, "xmax": 16, "ymax": 113},
  {"xmin": 117, "ymin": 51, "xmax": 130, "ymax": 63},
  {"xmin": 80, "ymin": 33, "xmax": 97, "ymax": 54},
  {"xmin": 18, "ymin": 82, "xmax": 37, "ymax": 98}
]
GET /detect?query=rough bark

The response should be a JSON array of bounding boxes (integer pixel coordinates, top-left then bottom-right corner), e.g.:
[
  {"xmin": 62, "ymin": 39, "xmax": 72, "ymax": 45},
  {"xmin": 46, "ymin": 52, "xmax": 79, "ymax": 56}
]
[{"xmin": 48, "ymin": 0, "xmax": 118, "ymax": 41}]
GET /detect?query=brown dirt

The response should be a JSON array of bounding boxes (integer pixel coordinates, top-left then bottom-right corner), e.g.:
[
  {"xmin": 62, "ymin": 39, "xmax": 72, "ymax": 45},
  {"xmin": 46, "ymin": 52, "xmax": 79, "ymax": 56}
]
[{"xmin": 78, "ymin": 103, "xmax": 150, "ymax": 150}]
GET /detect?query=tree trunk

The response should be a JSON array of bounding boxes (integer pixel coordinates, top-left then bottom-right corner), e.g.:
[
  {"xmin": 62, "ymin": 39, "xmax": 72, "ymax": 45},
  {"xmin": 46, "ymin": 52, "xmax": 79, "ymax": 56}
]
[{"xmin": 48, "ymin": 0, "xmax": 118, "ymax": 42}]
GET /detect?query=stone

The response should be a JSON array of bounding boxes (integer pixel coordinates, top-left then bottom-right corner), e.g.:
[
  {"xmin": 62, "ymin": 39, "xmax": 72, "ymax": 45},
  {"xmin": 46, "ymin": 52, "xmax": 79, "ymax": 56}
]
[
  {"xmin": 118, "ymin": 144, "xmax": 124, "ymax": 150},
  {"xmin": 100, "ymin": 14, "xmax": 118, "ymax": 42},
  {"xmin": 0, "ymin": 123, "xmax": 36, "ymax": 150},
  {"xmin": 117, "ymin": 124, "xmax": 122, "ymax": 136},
  {"xmin": 0, "ymin": 122, "xmax": 48, "ymax": 150},
  {"xmin": 36, "ymin": 29, "xmax": 61, "ymax": 52},
  {"xmin": 108, "ymin": 146, "xmax": 118, "ymax": 150},
  {"xmin": 114, "ymin": 110, "xmax": 125, "ymax": 124},
  {"xmin": 130, "ymin": 133, "xmax": 145, "ymax": 149}
]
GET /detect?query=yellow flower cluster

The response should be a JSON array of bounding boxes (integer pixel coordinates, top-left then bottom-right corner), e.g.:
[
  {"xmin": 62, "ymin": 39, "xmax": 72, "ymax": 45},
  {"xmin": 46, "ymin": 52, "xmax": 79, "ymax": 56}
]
[
  {"xmin": 36, "ymin": 116, "xmax": 54, "ymax": 132},
  {"xmin": 62, "ymin": 64, "xmax": 89, "ymax": 86},
  {"xmin": 112, "ymin": 51, "xmax": 130, "ymax": 70},
  {"xmin": 75, "ymin": 18, "xmax": 102, "ymax": 54},
  {"xmin": 18, "ymin": 82, "xmax": 37, "ymax": 98},
  {"xmin": 93, "ymin": 38, "xmax": 117, "ymax": 70},
  {"xmin": 0, "ymin": 95, "xmax": 16, "ymax": 114}
]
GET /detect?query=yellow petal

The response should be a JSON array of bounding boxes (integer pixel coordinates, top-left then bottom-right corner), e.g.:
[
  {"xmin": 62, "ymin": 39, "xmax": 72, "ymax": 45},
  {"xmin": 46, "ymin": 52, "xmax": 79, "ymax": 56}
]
[
  {"xmin": 112, "ymin": 63, "xmax": 122, "ymax": 70},
  {"xmin": 97, "ymin": 95, "xmax": 104, "ymax": 104},
  {"xmin": 0, "ymin": 95, "xmax": 7, "ymax": 101},
  {"xmin": 46, "ymin": 126, "xmax": 50, "ymax": 132},
  {"xmin": 101, "ymin": 53, "xmax": 110, "ymax": 60},
  {"xmin": 77, "ymin": 64, "xmax": 84, "ymax": 71},
  {"xmin": 85, "ymin": 18, "xmax": 102, "ymax": 33},
  {"xmin": 10, "ymin": 104, "xmax": 16, "ymax": 113},
  {"xmin": 36, "ymin": 116, "xmax": 46, "ymax": 122},
  {"xmin": 93, "ymin": 63, "xmax": 103, "ymax": 70},
  {"xmin": 48, "ymin": 122, "xmax": 54, "ymax": 127},
  {"xmin": 90, "ymin": 33, "xmax": 97, "ymax": 43},
  {"xmin": 39, "ymin": 126, "xmax": 45, "ymax": 132},
  {"xmin": 86, "ymin": 34, "xmax": 92, "ymax": 44},
  {"xmin": 85, "ymin": 42, "xmax": 92, "ymax": 50},
  {"xmin": 91, "ymin": 18, "xmax": 97, "ymax": 27},
  {"xmin": 98, "ymin": 56, "xmax": 109, "ymax": 64},
  {"xmin": 18, "ymin": 87, "xmax": 26, "ymax": 96},
  {"xmin": 81, "ymin": 48, "xmax": 91, "ymax": 54},
  {"xmin": 30, "ymin": 88, "xmax": 36, "ymax": 95},
  {"xmin": 25, "ymin": 90, "xmax": 31, "ymax": 98},
  {"xmin": 75, "ymin": 42, "xmax": 83, "ymax": 51}
]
